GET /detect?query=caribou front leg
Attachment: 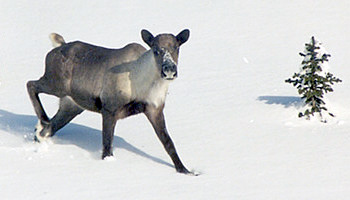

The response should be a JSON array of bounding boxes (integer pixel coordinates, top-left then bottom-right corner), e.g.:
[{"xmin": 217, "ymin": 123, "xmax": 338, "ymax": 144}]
[
  {"xmin": 101, "ymin": 111, "xmax": 117, "ymax": 159},
  {"xmin": 145, "ymin": 105, "xmax": 190, "ymax": 174}
]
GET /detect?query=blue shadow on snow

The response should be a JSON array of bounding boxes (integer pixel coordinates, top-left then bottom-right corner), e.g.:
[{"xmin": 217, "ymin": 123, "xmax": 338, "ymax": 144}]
[
  {"xmin": 257, "ymin": 96, "xmax": 304, "ymax": 108},
  {"xmin": 0, "ymin": 109, "xmax": 172, "ymax": 168}
]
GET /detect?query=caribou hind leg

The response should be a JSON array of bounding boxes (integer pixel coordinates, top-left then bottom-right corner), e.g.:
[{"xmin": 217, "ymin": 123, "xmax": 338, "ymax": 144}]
[
  {"xmin": 27, "ymin": 78, "xmax": 54, "ymax": 141},
  {"xmin": 144, "ymin": 105, "xmax": 190, "ymax": 174},
  {"xmin": 49, "ymin": 97, "xmax": 84, "ymax": 135},
  {"xmin": 27, "ymin": 77, "xmax": 78, "ymax": 141},
  {"xmin": 27, "ymin": 78, "xmax": 51, "ymax": 124}
]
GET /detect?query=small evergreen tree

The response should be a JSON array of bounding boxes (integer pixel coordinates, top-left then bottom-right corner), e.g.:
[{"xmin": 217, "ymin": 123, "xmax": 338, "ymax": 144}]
[{"xmin": 285, "ymin": 36, "xmax": 342, "ymax": 122}]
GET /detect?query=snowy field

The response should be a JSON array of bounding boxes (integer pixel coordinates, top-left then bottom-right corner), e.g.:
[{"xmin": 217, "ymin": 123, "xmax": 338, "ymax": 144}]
[{"xmin": 1, "ymin": 0, "xmax": 350, "ymax": 199}]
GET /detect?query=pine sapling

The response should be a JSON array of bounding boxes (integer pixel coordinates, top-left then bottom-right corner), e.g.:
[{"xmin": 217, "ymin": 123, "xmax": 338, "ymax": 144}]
[{"xmin": 285, "ymin": 36, "xmax": 342, "ymax": 122}]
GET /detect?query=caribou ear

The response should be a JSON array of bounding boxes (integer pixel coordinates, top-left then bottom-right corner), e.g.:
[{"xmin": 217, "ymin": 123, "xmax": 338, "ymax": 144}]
[
  {"xmin": 141, "ymin": 29, "xmax": 154, "ymax": 47},
  {"xmin": 176, "ymin": 29, "xmax": 190, "ymax": 46}
]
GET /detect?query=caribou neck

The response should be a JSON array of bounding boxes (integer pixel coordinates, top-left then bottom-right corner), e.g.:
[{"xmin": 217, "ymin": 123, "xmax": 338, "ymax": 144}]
[{"xmin": 132, "ymin": 50, "xmax": 170, "ymax": 108}]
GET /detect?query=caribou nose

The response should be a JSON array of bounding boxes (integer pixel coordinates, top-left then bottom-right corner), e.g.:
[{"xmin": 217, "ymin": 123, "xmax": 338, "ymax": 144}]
[
  {"xmin": 163, "ymin": 70, "xmax": 177, "ymax": 80},
  {"xmin": 162, "ymin": 63, "xmax": 178, "ymax": 80}
]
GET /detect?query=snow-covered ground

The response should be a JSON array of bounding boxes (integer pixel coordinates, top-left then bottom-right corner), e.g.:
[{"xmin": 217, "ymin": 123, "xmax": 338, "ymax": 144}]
[{"xmin": 1, "ymin": 0, "xmax": 349, "ymax": 199}]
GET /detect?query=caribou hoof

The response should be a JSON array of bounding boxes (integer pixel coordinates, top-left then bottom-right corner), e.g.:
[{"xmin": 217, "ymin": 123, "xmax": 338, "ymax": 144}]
[
  {"xmin": 176, "ymin": 166, "xmax": 190, "ymax": 174},
  {"xmin": 34, "ymin": 120, "xmax": 52, "ymax": 142},
  {"xmin": 188, "ymin": 170, "xmax": 201, "ymax": 176},
  {"xmin": 175, "ymin": 166, "xmax": 201, "ymax": 176},
  {"xmin": 102, "ymin": 151, "xmax": 114, "ymax": 160}
]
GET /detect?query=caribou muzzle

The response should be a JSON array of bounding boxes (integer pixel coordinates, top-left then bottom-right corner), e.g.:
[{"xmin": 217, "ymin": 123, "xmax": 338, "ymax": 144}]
[
  {"xmin": 161, "ymin": 51, "xmax": 178, "ymax": 80},
  {"xmin": 161, "ymin": 62, "xmax": 177, "ymax": 80}
]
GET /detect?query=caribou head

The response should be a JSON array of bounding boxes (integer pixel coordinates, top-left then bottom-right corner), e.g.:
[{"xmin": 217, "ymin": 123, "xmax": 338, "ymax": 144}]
[{"xmin": 141, "ymin": 29, "xmax": 190, "ymax": 80}]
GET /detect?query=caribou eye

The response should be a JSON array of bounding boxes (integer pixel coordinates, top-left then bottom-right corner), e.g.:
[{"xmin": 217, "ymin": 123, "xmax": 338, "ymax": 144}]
[{"xmin": 153, "ymin": 48, "xmax": 160, "ymax": 56}]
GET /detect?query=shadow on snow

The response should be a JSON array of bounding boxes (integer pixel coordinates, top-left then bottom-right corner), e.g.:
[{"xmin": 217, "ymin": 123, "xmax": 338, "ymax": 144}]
[
  {"xmin": 0, "ymin": 109, "xmax": 173, "ymax": 168},
  {"xmin": 257, "ymin": 96, "xmax": 304, "ymax": 108}
]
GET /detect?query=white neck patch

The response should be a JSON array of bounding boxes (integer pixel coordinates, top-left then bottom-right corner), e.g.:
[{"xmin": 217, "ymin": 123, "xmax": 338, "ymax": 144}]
[{"xmin": 145, "ymin": 79, "xmax": 169, "ymax": 108}]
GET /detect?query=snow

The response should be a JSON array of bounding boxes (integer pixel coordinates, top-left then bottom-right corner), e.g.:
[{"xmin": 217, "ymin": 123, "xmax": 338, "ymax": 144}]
[{"xmin": 1, "ymin": 0, "xmax": 350, "ymax": 199}]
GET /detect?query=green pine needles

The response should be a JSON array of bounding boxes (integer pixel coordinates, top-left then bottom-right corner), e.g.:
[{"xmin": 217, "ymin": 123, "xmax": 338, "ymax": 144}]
[{"xmin": 285, "ymin": 36, "xmax": 342, "ymax": 122}]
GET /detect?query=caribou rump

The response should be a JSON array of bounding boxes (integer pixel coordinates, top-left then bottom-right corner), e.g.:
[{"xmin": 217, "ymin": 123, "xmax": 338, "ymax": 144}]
[{"xmin": 27, "ymin": 29, "xmax": 192, "ymax": 174}]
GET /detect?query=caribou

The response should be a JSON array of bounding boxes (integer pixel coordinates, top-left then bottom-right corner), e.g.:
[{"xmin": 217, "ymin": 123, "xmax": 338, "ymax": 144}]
[{"xmin": 27, "ymin": 29, "xmax": 192, "ymax": 174}]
